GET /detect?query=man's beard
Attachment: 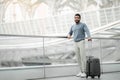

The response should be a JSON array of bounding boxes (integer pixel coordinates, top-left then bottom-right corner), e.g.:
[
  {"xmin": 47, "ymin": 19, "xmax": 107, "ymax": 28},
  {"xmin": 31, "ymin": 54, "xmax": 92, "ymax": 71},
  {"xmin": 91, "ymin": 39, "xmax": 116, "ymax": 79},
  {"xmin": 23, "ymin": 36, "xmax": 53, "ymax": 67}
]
[{"xmin": 75, "ymin": 20, "xmax": 80, "ymax": 24}]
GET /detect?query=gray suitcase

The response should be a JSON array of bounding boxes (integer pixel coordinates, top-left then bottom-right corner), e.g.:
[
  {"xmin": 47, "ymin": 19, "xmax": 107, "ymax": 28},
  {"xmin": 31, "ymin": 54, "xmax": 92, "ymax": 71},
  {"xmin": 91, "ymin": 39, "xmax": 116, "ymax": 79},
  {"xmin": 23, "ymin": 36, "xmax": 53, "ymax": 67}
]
[{"xmin": 86, "ymin": 56, "xmax": 101, "ymax": 78}]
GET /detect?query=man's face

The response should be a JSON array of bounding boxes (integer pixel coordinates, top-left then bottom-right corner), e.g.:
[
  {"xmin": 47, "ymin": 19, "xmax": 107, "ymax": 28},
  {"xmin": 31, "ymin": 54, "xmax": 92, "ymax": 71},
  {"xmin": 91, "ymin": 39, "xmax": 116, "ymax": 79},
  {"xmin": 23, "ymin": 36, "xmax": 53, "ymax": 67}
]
[{"xmin": 74, "ymin": 16, "xmax": 80, "ymax": 24}]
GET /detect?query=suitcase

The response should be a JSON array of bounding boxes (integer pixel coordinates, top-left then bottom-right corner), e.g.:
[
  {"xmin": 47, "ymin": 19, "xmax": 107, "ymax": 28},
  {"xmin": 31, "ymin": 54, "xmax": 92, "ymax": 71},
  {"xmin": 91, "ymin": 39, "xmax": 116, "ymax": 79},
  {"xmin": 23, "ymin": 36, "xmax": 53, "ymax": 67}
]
[
  {"xmin": 86, "ymin": 56, "xmax": 101, "ymax": 78},
  {"xmin": 86, "ymin": 41, "xmax": 101, "ymax": 78}
]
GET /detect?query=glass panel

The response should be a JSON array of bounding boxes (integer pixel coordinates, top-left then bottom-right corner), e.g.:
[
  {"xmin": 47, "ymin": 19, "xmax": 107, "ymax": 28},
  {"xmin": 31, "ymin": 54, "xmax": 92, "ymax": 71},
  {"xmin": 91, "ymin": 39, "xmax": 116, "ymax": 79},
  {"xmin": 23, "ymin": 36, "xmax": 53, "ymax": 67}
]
[
  {"xmin": 0, "ymin": 37, "xmax": 44, "ymax": 67},
  {"xmin": 44, "ymin": 37, "xmax": 76, "ymax": 66},
  {"xmin": 100, "ymin": 39, "xmax": 120, "ymax": 62}
]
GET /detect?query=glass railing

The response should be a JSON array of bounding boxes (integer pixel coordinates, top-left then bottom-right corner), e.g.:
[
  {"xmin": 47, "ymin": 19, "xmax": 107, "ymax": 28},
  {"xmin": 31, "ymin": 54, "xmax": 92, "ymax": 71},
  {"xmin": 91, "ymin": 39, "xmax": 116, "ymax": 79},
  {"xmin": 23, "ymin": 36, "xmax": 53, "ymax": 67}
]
[{"xmin": 0, "ymin": 35, "xmax": 120, "ymax": 68}]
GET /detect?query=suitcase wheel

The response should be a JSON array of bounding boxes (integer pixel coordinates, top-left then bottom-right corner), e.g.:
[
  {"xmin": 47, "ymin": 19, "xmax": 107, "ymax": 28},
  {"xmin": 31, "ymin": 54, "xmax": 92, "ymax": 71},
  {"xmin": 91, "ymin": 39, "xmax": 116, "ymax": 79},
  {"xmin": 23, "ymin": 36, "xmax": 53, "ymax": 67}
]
[
  {"xmin": 86, "ymin": 75, "xmax": 88, "ymax": 78},
  {"xmin": 98, "ymin": 75, "xmax": 100, "ymax": 78},
  {"xmin": 91, "ymin": 76, "xmax": 95, "ymax": 79}
]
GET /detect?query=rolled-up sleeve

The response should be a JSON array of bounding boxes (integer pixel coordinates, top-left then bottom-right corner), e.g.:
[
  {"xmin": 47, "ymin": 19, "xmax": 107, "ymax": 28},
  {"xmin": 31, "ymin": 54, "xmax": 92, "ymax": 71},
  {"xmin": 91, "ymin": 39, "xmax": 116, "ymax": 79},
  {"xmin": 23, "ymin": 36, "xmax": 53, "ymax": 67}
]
[
  {"xmin": 83, "ymin": 23, "xmax": 91, "ymax": 38},
  {"xmin": 68, "ymin": 26, "xmax": 73, "ymax": 36}
]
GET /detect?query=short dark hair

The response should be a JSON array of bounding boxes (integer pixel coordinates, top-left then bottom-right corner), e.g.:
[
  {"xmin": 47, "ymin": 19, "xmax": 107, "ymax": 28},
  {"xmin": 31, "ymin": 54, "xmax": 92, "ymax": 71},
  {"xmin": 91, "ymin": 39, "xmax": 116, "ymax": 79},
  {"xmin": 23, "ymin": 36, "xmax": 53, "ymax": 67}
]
[{"xmin": 75, "ymin": 13, "xmax": 81, "ymax": 18}]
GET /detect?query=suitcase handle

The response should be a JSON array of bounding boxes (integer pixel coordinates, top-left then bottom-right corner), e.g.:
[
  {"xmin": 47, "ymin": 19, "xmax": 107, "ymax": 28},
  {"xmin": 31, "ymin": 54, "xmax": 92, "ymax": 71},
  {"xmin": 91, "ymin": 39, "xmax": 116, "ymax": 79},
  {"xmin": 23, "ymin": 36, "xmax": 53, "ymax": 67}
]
[{"xmin": 87, "ymin": 41, "xmax": 93, "ymax": 57}]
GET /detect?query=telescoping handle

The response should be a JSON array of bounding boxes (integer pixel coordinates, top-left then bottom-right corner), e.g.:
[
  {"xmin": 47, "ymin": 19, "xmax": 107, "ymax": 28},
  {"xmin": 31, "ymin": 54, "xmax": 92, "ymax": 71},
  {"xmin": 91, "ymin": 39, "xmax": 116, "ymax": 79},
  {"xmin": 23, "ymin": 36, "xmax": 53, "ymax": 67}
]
[{"xmin": 87, "ymin": 41, "xmax": 93, "ymax": 58}]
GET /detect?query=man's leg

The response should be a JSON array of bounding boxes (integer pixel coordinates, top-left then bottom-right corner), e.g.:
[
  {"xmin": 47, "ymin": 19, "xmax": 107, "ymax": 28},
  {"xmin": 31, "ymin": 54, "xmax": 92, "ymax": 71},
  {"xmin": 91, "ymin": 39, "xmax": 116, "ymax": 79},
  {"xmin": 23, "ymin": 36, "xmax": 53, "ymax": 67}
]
[
  {"xmin": 74, "ymin": 42, "xmax": 82, "ymax": 77},
  {"xmin": 78, "ymin": 40, "xmax": 86, "ymax": 77},
  {"xmin": 79, "ymin": 40, "xmax": 86, "ymax": 72},
  {"xmin": 75, "ymin": 41, "xmax": 86, "ymax": 77}
]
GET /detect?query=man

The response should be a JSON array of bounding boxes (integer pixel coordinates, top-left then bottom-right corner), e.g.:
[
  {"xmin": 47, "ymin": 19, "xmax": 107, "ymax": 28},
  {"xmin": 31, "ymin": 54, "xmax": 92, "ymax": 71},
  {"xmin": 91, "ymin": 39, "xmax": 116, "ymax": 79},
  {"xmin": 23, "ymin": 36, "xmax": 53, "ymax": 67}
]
[{"xmin": 67, "ymin": 13, "xmax": 92, "ymax": 78}]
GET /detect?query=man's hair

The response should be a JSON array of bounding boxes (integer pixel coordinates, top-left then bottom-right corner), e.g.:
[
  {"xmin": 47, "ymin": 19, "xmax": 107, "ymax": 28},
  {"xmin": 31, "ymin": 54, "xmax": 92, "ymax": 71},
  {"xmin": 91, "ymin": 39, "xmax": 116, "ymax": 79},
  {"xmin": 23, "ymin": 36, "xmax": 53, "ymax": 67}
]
[{"xmin": 75, "ymin": 13, "xmax": 81, "ymax": 18}]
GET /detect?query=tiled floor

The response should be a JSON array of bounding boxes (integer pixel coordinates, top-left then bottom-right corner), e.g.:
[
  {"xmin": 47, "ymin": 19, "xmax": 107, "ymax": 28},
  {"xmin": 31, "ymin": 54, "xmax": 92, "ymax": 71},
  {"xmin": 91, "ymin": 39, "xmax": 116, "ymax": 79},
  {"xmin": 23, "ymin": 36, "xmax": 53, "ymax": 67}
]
[{"xmin": 35, "ymin": 72, "xmax": 120, "ymax": 80}]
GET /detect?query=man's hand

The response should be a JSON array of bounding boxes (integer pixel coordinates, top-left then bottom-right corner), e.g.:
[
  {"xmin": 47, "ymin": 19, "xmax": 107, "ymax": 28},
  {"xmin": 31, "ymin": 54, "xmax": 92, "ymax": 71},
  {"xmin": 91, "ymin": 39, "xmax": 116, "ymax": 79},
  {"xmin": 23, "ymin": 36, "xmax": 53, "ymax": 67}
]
[
  {"xmin": 88, "ymin": 38, "xmax": 92, "ymax": 41},
  {"xmin": 67, "ymin": 35, "xmax": 72, "ymax": 39}
]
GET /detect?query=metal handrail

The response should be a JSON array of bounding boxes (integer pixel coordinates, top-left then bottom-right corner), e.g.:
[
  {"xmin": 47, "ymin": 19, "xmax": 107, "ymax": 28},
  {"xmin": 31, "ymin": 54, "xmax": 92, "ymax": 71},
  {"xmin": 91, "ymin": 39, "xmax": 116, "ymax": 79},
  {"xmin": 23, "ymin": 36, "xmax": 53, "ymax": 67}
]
[
  {"xmin": 1, "ymin": 33, "xmax": 120, "ymax": 40},
  {"xmin": 0, "ymin": 34, "xmax": 68, "ymax": 38}
]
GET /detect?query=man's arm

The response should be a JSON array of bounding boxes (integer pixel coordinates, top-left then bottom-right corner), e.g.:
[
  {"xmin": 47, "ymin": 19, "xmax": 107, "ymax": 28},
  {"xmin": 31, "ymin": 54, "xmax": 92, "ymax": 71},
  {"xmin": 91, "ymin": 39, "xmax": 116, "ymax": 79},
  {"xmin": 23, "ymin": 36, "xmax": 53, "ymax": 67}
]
[
  {"xmin": 67, "ymin": 26, "xmax": 73, "ymax": 39},
  {"xmin": 83, "ymin": 23, "xmax": 92, "ymax": 41}
]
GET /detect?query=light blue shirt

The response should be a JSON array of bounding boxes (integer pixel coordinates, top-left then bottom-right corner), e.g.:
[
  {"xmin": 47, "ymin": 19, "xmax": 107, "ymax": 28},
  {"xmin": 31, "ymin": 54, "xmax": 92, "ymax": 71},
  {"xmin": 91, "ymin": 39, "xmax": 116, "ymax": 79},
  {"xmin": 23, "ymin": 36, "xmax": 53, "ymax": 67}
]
[{"xmin": 68, "ymin": 22, "xmax": 91, "ymax": 42}]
